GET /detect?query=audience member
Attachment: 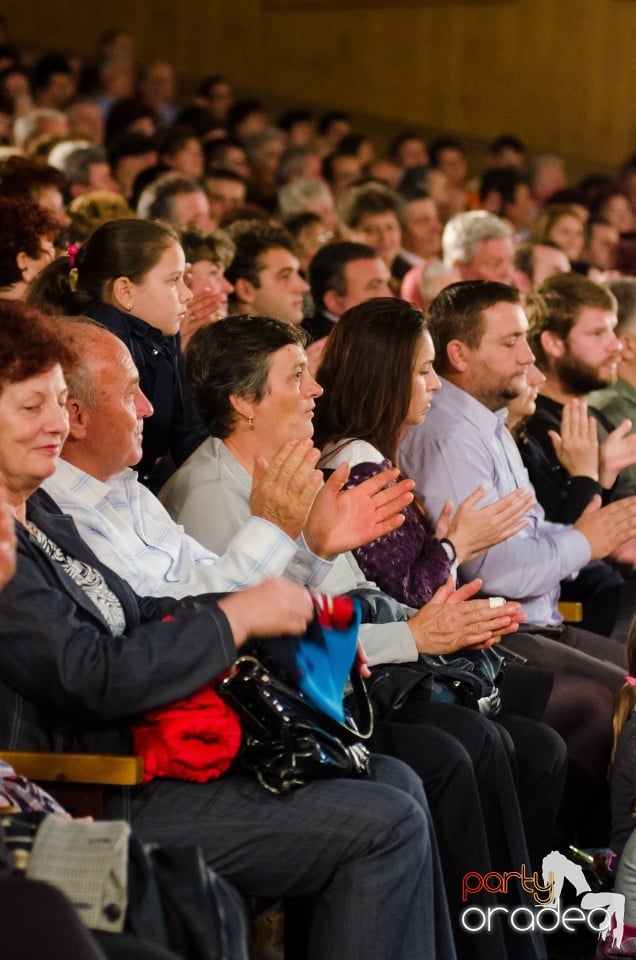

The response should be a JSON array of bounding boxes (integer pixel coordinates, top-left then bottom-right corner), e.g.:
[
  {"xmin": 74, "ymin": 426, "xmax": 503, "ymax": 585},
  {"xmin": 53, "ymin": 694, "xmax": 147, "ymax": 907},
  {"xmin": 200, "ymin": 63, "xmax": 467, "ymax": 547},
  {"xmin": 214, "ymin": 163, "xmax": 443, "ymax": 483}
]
[
  {"xmin": 399, "ymin": 185, "xmax": 443, "ymax": 264},
  {"xmin": 140, "ymin": 60, "xmax": 178, "ymax": 125},
  {"xmin": 277, "ymin": 177, "xmax": 337, "ymax": 232},
  {"xmin": 525, "ymin": 273, "xmax": 636, "ymax": 499},
  {"xmin": 137, "ymin": 171, "xmax": 214, "ymax": 231},
  {"xmin": 530, "ymin": 203, "xmax": 586, "ymax": 262},
  {"xmin": 513, "ymin": 241, "xmax": 570, "ymax": 296},
  {"xmin": 195, "ymin": 74, "xmax": 233, "ymax": 125},
  {"xmin": 178, "ymin": 227, "xmax": 234, "ymax": 347},
  {"xmin": 428, "ymin": 135, "xmax": 477, "ymax": 214},
  {"xmin": 225, "ymin": 219, "xmax": 308, "ymax": 325},
  {"xmin": 304, "ymin": 240, "xmax": 391, "ymax": 342},
  {"xmin": 28, "ymin": 218, "xmax": 208, "ymax": 488},
  {"xmin": 67, "ymin": 188, "xmax": 134, "ymax": 242},
  {"xmin": 108, "ymin": 131, "xmax": 158, "ymax": 200},
  {"xmin": 203, "ymin": 167, "xmax": 247, "ymax": 226},
  {"xmin": 155, "ymin": 125, "xmax": 204, "ymax": 180},
  {"xmin": 0, "ymin": 300, "xmax": 451, "ymax": 960},
  {"xmin": 531, "ymin": 154, "xmax": 568, "ymax": 207},
  {"xmin": 337, "ymin": 181, "xmax": 410, "ymax": 290},
  {"xmin": 442, "ymin": 210, "xmax": 515, "ymax": 284},
  {"xmin": 204, "ymin": 136, "xmax": 250, "ymax": 178},
  {"xmin": 479, "ymin": 168, "xmax": 536, "ymax": 237},
  {"xmin": 0, "ymin": 195, "xmax": 57, "ymax": 299},
  {"xmin": 49, "ymin": 144, "xmax": 118, "ymax": 197},
  {"xmin": 582, "ymin": 216, "xmax": 620, "ymax": 271},
  {"xmin": 485, "ymin": 135, "xmax": 526, "ymax": 171},
  {"xmin": 388, "ymin": 130, "xmax": 429, "ymax": 171}
]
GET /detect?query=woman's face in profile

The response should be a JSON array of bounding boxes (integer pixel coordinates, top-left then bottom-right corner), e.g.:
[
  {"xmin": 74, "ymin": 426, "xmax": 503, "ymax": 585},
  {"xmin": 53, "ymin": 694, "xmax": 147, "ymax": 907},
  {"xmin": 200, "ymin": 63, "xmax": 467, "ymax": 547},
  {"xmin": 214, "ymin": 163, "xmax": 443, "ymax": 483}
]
[
  {"xmin": 506, "ymin": 363, "xmax": 546, "ymax": 427},
  {"xmin": 548, "ymin": 214, "xmax": 584, "ymax": 262},
  {"xmin": 0, "ymin": 363, "xmax": 68, "ymax": 500},
  {"xmin": 249, "ymin": 344, "xmax": 323, "ymax": 449},
  {"xmin": 404, "ymin": 332, "xmax": 441, "ymax": 428},
  {"xmin": 127, "ymin": 243, "xmax": 193, "ymax": 336}
]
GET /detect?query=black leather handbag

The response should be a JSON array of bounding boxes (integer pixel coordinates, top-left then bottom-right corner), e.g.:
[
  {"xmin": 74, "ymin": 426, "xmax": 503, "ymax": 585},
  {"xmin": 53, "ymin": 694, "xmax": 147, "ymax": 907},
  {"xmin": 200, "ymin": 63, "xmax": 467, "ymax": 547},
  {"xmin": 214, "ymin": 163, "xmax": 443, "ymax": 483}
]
[{"xmin": 219, "ymin": 655, "xmax": 374, "ymax": 795}]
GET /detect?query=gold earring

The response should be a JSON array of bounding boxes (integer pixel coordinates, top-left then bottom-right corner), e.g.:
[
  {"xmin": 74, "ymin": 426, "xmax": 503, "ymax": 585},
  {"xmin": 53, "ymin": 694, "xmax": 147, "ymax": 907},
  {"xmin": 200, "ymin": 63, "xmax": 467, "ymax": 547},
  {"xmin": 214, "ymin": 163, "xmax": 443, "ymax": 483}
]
[{"xmin": 248, "ymin": 416, "xmax": 254, "ymax": 430}]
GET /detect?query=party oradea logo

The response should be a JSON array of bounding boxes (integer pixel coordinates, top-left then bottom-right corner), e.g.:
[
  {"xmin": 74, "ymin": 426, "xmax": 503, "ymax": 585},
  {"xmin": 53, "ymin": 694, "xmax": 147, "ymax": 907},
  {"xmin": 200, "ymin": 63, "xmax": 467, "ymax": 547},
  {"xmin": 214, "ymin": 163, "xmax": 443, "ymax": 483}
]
[{"xmin": 461, "ymin": 850, "xmax": 625, "ymax": 948}]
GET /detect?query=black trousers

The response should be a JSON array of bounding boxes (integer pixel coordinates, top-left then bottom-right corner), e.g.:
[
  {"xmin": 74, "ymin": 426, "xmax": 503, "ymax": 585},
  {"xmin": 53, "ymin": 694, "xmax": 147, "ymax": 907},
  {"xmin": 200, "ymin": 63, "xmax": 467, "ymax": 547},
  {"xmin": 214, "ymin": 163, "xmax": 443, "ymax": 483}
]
[{"xmin": 373, "ymin": 696, "xmax": 561, "ymax": 960}]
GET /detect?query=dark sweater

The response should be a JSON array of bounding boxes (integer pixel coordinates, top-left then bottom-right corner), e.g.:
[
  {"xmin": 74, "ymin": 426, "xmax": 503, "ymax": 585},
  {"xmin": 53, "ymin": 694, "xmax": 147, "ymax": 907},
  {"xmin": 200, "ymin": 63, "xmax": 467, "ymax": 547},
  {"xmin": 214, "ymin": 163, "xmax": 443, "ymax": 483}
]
[{"xmin": 87, "ymin": 303, "xmax": 208, "ymax": 489}]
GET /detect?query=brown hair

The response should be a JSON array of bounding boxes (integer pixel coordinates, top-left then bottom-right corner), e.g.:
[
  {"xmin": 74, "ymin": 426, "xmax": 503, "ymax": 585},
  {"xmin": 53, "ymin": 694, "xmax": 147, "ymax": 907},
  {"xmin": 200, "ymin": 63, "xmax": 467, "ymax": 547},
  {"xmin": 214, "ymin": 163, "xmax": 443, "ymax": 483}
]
[
  {"xmin": 426, "ymin": 279, "xmax": 520, "ymax": 376},
  {"xmin": 314, "ymin": 297, "xmax": 426, "ymax": 465},
  {"xmin": 0, "ymin": 196, "xmax": 58, "ymax": 286},
  {"xmin": 526, "ymin": 272, "xmax": 617, "ymax": 369},
  {"xmin": 24, "ymin": 218, "xmax": 179, "ymax": 315},
  {"xmin": 530, "ymin": 203, "xmax": 584, "ymax": 248},
  {"xmin": 0, "ymin": 299, "xmax": 78, "ymax": 389}
]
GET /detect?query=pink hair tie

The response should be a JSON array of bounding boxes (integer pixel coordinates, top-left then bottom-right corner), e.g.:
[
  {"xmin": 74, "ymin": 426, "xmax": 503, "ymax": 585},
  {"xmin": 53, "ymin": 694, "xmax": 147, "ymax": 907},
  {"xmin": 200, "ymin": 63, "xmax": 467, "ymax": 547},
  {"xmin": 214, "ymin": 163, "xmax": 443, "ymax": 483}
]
[
  {"xmin": 67, "ymin": 244, "xmax": 79, "ymax": 268},
  {"xmin": 625, "ymin": 676, "xmax": 636, "ymax": 687}
]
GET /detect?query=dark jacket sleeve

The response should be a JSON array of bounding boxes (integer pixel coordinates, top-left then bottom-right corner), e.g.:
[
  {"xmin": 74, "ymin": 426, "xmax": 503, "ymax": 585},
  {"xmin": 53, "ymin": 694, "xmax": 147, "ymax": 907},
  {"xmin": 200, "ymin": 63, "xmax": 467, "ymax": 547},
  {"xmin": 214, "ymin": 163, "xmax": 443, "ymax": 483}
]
[
  {"xmin": 517, "ymin": 433, "xmax": 602, "ymax": 525},
  {"xmin": 0, "ymin": 524, "xmax": 236, "ymax": 726},
  {"xmin": 339, "ymin": 460, "xmax": 453, "ymax": 608}
]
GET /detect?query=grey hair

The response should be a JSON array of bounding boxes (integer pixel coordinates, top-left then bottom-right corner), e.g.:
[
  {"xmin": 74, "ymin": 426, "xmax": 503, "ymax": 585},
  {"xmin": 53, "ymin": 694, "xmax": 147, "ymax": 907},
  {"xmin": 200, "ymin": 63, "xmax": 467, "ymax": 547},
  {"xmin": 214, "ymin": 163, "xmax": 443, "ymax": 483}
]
[
  {"xmin": 53, "ymin": 146, "xmax": 108, "ymax": 186},
  {"xmin": 442, "ymin": 211, "xmax": 512, "ymax": 268},
  {"xmin": 57, "ymin": 317, "xmax": 107, "ymax": 409},
  {"xmin": 278, "ymin": 178, "xmax": 334, "ymax": 218},
  {"xmin": 13, "ymin": 108, "xmax": 67, "ymax": 148},
  {"xmin": 137, "ymin": 171, "xmax": 203, "ymax": 222}
]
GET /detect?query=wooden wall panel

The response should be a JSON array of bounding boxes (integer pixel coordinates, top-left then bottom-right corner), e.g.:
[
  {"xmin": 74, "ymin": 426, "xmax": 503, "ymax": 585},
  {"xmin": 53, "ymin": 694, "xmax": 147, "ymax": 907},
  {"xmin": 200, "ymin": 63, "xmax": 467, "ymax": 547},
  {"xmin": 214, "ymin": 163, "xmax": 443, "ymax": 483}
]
[{"xmin": 3, "ymin": 0, "xmax": 636, "ymax": 168}]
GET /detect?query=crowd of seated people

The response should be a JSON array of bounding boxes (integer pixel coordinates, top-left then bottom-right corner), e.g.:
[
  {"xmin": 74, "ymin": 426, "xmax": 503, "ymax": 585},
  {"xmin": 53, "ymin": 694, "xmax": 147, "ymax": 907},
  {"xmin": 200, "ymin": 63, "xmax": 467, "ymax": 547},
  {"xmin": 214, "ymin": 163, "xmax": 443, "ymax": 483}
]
[{"xmin": 0, "ymin": 19, "xmax": 636, "ymax": 960}]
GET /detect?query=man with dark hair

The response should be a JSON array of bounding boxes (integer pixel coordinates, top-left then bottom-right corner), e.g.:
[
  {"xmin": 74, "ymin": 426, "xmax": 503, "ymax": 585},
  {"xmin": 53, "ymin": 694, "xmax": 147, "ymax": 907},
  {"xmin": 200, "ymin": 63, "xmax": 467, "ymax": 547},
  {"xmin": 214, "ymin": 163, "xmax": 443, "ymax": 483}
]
[
  {"xmin": 513, "ymin": 241, "xmax": 570, "ymax": 295},
  {"xmin": 582, "ymin": 217, "xmax": 619, "ymax": 271},
  {"xmin": 322, "ymin": 150, "xmax": 362, "ymax": 198},
  {"xmin": 387, "ymin": 131, "xmax": 429, "ymax": 171},
  {"xmin": 225, "ymin": 219, "xmax": 308, "ymax": 325},
  {"xmin": 479, "ymin": 169, "xmax": 535, "ymax": 236},
  {"xmin": 228, "ymin": 99, "xmax": 267, "ymax": 141},
  {"xmin": 204, "ymin": 137, "xmax": 250, "ymax": 179},
  {"xmin": 31, "ymin": 53, "xmax": 75, "ymax": 109},
  {"xmin": 317, "ymin": 110, "xmax": 352, "ymax": 152},
  {"xmin": 338, "ymin": 182, "xmax": 410, "ymax": 289},
  {"xmin": 486, "ymin": 135, "xmax": 526, "ymax": 171},
  {"xmin": 202, "ymin": 167, "xmax": 247, "ymax": 226},
  {"xmin": 303, "ymin": 240, "xmax": 392, "ymax": 342},
  {"xmin": 428, "ymin": 135, "xmax": 475, "ymax": 214},
  {"xmin": 400, "ymin": 279, "xmax": 636, "ymax": 646},
  {"xmin": 108, "ymin": 132, "xmax": 158, "ymax": 201}
]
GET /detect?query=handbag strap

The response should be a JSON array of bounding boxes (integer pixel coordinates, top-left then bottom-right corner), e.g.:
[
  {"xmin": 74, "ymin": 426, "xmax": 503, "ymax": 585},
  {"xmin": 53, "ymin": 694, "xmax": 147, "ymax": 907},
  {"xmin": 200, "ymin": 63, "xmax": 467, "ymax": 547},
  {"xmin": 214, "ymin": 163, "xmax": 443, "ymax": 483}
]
[{"xmin": 226, "ymin": 656, "xmax": 374, "ymax": 742}]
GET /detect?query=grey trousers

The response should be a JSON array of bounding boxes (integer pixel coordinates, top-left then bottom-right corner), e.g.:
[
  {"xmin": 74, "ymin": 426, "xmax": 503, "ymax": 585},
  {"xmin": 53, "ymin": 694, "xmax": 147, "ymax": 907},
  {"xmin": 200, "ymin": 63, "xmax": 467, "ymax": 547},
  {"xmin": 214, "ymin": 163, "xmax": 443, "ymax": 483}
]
[{"xmin": 130, "ymin": 754, "xmax": 456, "ymax": 960}]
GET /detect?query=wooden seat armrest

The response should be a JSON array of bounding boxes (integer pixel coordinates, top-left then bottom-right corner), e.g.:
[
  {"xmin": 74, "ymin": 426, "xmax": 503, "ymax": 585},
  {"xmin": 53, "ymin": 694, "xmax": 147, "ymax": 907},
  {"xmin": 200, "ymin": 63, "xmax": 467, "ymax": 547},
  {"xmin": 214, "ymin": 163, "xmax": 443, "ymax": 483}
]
[
  {"xmin": 557, "ymin": 601, "xmax": 583, "ymax": 623},
  {"xmin": 0, "ymin": 751, "xmax": 143, "ymax": 786}
]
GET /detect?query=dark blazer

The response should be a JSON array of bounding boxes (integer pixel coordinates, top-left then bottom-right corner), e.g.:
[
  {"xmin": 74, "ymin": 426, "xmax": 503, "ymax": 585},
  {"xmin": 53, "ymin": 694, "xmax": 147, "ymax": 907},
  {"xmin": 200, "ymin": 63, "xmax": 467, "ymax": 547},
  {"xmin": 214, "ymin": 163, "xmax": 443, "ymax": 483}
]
[
  {"xmin": 301, "ymin": 310, "xmax": 335, "ymax": 344},
  {"xmin": 0, "ymin": 490, "xmax": 234, "ymax": 764},
  {"xmin": 87, "ymin": 303, "xmax": 208, "ymax": 488}
]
